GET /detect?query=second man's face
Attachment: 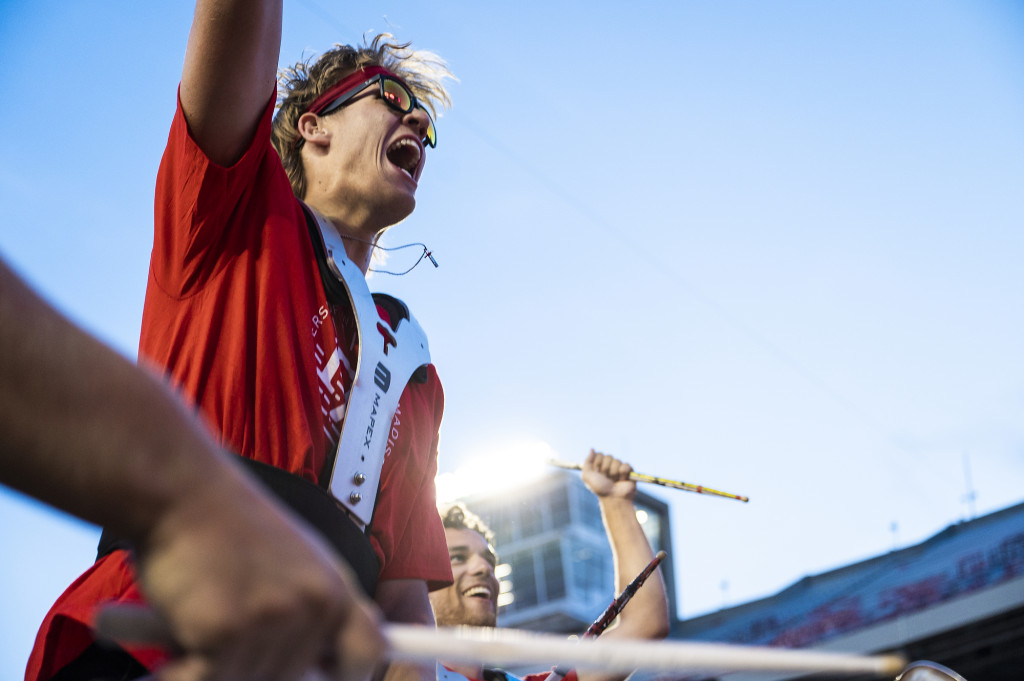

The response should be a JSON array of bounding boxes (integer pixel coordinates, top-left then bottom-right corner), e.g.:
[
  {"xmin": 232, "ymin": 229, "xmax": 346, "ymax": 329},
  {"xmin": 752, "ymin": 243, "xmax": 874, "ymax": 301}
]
[{"xmin": 430, "ymin": 527, "xmax": 500, "ymax": 627}]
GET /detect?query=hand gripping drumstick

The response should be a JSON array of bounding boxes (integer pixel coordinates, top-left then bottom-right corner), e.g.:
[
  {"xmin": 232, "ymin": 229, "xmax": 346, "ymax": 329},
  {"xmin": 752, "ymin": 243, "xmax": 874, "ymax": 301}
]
[
  {"xmin": 95, "ymin": 605, "xmax": 908, "ymax": 678},
  {"xmin": 548, "ymin": 459, "xmax": 750, "ymax": 503}
]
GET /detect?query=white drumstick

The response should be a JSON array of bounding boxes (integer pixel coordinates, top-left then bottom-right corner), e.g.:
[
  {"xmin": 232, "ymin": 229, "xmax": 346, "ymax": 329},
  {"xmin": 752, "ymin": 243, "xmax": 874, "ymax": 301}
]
[
  {"xmin": 388, "ymin": 625, "xmax": 906, "ymax": 676},
  {"xmin": 96, "ymin": 605, "xmax": 906, "ymax": 677}
]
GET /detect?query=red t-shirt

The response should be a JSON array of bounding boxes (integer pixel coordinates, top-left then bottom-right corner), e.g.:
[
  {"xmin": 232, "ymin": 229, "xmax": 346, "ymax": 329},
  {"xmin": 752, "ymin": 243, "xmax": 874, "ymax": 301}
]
[{"xmin": 26, "ymin": 90, "xmax": 451, "ymax": 681}]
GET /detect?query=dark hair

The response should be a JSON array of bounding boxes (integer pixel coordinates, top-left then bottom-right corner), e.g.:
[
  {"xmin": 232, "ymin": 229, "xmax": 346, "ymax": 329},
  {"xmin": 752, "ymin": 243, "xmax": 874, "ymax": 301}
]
[{"xmin": 439, "ymin": 502, "xmax": 495, "ymax": 546}]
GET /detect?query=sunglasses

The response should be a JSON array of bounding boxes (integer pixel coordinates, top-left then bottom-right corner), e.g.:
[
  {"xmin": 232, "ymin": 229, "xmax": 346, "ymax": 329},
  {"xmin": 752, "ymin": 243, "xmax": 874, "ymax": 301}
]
[{"xmin": 314, "ymin": 70, "xmax": 437, "ymax": 148}]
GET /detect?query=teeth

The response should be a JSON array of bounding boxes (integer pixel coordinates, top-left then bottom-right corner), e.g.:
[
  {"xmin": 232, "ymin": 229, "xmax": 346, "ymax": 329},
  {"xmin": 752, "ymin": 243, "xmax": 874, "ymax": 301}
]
[
  {"xmin": 387, "ymin": 138, "xmax": 422, "ymax": 176},
  {"xmin": 463, "ymin": 586, "xmax": 492, "ymax": 599}
]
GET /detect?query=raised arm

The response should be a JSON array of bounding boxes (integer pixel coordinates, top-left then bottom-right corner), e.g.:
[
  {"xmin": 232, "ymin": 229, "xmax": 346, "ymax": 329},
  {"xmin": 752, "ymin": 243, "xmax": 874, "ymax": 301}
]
[
  {"xmin": 180, "ymin": 0, "xmax": 283, "ymax": 166},
  {"xmin": 1, "ymin": 257, "xmax": 383, "ymax": 681},
  {"xmin": 579, "ymin": 450, "xmax": 670, "ymax": 681}
]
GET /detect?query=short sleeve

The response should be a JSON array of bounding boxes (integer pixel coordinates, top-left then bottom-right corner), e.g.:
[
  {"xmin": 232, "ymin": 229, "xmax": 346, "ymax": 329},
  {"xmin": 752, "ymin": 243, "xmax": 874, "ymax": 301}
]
[
  {"xmin": 151, "ymin": 86, "xmax": 278, "ymax": 296},
  {"xmin": 370, "ymin": 366, "xmax": 453, "ymax": 589}
]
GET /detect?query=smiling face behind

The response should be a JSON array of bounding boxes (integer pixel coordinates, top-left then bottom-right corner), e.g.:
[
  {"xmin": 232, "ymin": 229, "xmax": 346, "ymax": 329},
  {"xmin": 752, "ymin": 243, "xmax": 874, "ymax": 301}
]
[{"xmin": 430, "ymin": 527, "xmax": 500, "ymax": 627}]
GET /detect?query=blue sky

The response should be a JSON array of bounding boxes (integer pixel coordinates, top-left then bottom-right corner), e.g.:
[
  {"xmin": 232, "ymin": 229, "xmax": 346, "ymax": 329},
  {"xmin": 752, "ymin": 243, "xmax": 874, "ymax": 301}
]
[{"xmin": 2, "ymin": 1, "xmax": 1023, "ymax": 677}]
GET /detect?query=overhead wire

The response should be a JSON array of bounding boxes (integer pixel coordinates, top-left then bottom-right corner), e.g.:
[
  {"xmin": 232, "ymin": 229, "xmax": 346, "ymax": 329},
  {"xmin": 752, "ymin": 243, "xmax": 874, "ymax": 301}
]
[{"xmin": 291, "ymin": 0, "xmax": 913, "ymax": 461}]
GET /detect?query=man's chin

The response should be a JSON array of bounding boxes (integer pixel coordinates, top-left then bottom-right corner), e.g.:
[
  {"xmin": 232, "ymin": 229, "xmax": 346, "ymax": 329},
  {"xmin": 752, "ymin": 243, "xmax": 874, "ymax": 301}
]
[
  {"xmin": 465, "ymin": 607, "xmax": 497, "ymax": 628},
  {"xmin": 433, "ymin": 600, "xmax": 498, "ymax": 628},
  {"xmin": 378, "ymin": 189, "xmax": 416, "ymax": 226}
]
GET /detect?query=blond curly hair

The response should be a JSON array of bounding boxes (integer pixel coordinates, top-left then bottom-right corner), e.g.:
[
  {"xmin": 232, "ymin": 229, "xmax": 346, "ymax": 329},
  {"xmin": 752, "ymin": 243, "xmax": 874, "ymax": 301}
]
[{"xmin": 272, "ymin": 34, "xmax": 454, "ymax": 199}]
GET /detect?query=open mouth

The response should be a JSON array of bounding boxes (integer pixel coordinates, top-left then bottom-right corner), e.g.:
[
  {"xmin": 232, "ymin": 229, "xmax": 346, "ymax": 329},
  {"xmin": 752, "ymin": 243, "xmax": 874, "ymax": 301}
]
[
  {"xmin": 462, "ymin": 586, "xmax": 493, "ymax": 601},
  {"xmin": 386, "ymin": 138, "xmax": 422, "ymax": 179}
]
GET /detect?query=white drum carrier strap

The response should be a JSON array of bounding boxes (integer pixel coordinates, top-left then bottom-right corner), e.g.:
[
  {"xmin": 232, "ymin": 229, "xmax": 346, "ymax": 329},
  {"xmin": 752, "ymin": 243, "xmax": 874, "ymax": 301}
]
[{"xmin": 307, "ymin": 207, "xmax": 431, "ymax": 527}]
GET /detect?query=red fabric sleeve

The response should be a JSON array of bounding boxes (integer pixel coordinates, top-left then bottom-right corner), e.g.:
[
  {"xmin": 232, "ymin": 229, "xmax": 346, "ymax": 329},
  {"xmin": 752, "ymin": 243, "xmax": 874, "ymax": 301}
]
[
  {"xmin": 370, "ymin": 365, "xmax": 453, "ymax": 589},
  {"xmin": 151, "ymin": 86, "xmax": 277, "ymax": 298},
  {"xmin": 24, "ymin": 552, "xmax": 170, "ymax": 681},
  {"xmin": 143, "ymin": 88, "xmax": 329, "ymax": 478}
]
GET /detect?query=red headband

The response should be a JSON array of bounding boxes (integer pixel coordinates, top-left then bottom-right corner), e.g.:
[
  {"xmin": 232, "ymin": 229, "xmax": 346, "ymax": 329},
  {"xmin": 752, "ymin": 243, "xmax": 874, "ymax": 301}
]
[{"xmin": 305, "ymin": 65, "xmax": 402, "ymax": 116}]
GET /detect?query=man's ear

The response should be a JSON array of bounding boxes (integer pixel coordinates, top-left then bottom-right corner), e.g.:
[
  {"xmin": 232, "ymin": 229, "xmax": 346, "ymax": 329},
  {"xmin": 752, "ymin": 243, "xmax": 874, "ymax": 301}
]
[{"xmin": 297, "ymin": 113, "xmax": 331, "ymax": 148}]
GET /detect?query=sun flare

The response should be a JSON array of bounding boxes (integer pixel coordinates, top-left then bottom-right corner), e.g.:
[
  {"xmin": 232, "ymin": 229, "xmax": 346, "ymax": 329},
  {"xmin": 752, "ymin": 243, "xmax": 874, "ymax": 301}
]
[{"xmin": 436, "ymin": 440, "xmax": 559, "ymax": 504}]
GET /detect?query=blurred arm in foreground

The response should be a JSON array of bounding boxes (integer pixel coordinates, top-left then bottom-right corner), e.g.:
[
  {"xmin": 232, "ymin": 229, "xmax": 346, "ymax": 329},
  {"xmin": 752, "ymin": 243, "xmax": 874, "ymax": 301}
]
[{"xmin": 1, "ymin": 256, "xmax": 382, "ymax": 681}]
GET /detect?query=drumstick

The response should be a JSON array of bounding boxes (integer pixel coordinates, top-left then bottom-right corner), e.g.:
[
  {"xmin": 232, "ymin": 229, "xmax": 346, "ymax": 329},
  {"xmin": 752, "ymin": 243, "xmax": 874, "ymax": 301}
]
[
  {"xmin": 393, "ymin": 625, "xmax": 906, "ymax": 676},
  {"xmin": 548, "ymin": 459, "xmax": 750, "ymax": 503},
  {"xmin": 95, "ymin": 605, "xmax": 906, "ymax": 677},
  {"xmin": 583, "ymin": 550, "xmax": 667, "ymax": 639},
  {"xmin": 542, "ymin": 550, "xmax": 668, "ymax": 681}
]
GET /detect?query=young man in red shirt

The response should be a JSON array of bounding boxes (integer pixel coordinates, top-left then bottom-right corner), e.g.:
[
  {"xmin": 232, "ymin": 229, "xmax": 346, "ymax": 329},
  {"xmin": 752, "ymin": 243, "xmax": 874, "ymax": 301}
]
[
  {"xmin": 431, "ymin": 451, "xmax": 671, "ymax": 681},
  {"xmin": 28, "ymin": 2, "xmax": 454, "ymax": 680}
]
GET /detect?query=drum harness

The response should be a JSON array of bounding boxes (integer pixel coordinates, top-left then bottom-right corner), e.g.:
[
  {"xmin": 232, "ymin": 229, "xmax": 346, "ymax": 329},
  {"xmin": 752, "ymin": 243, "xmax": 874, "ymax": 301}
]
[{"xmin": 302, "ymin": 203, "xmax": 433, "ymax": 528}]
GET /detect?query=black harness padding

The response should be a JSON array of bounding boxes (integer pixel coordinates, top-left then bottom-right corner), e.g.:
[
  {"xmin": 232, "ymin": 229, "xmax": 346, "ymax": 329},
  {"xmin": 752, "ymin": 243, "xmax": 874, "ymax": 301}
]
[
  {"xmin": 483, "ymin": 669, "xmax": 524, "ymax": 681},
  {"xmin": 97, "ymin": 456, "xmax": 380, "ymax": 598},
  {"xmin": 303, "ymin": 204, "xmax": 350, "ymax": 306},
  {"xmin": 49, "ymin": 642, "xmax": 148, "ymax": 681}
]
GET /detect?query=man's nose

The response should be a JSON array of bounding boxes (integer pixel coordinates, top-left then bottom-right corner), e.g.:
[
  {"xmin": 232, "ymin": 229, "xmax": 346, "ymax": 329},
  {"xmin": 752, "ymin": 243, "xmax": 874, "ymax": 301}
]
[
  {"xmin": 467, "ymin": 554, "xmax": 493, "ymax": 576},
  {"xmin": 404, "ymin": 108, "xmax": 431, "ymax": 142}
]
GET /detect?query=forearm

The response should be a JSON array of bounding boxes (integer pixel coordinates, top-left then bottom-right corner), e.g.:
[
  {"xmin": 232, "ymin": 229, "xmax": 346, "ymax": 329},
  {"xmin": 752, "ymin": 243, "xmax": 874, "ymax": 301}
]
[
  {"xmin": 1, "ymin": 259, "xmax": 389, "ymax": 679},
  {"xmin": 598, "ymin": 497, "xmax": 670, "ymax": 640},
  {"xmin": 181, "ymin": 0, "xmax": 283, "ymax": 165},
  {"xmin": 374, "ymin": 580, "xmax": 436, "ymax": 681},
  {"xmin": 0, "ymin": 258, "xmax": 236, "ymax": 543},
  {"xmin": 374, "ymin": 579, "xmax": 435, "ymax": 626},
  {"xmin": 574, "ymin": 496, "xmax": 669, "ymax": 681}
]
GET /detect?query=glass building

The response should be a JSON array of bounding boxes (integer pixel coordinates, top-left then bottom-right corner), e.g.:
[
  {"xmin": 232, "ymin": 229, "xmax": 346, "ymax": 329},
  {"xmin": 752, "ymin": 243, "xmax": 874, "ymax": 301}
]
[{"xmin": 457, "ymin": 469, "xmax": 677, "ymax": 634}]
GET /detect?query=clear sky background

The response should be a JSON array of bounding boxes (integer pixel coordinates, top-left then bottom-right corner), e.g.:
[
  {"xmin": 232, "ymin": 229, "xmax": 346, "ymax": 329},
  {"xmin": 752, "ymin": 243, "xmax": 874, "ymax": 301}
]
[{"xmin": 2, "ymin": 0, "xmax": 1023, "ymax": 676}]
